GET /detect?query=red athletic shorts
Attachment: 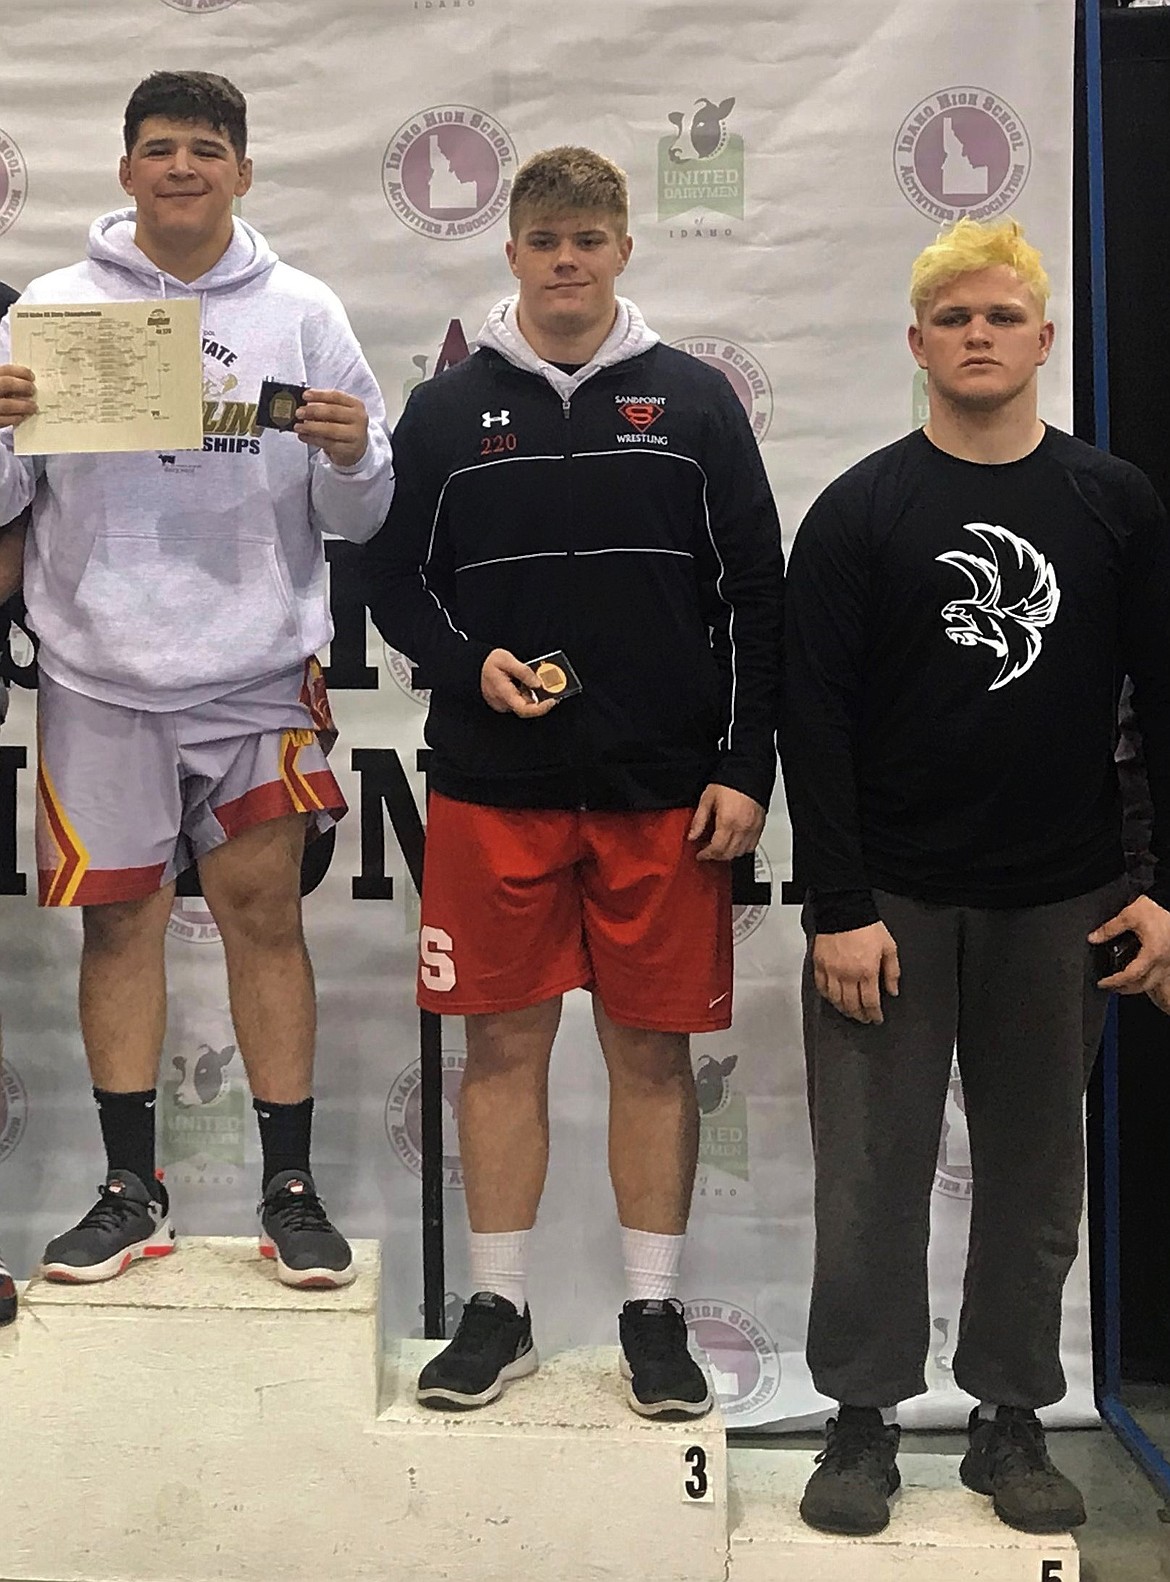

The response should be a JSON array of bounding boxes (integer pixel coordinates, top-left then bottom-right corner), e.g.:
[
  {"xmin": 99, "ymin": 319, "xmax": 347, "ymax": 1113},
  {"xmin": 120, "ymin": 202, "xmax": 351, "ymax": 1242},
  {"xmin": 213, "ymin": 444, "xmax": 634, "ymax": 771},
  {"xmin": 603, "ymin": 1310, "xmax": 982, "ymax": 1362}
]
[{"xmin": 416, "ymin": 793, "xmax": 733, "ymax": 1032}]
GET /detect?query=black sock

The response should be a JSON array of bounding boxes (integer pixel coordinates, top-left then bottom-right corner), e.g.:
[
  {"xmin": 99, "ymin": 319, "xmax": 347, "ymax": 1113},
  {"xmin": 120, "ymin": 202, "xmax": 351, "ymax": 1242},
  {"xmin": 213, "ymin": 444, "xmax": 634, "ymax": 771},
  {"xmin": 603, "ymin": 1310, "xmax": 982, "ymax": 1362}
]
[
  {"xmin": 93, "ymin": 1087, "xmax": 158, "ymax": 1192},
  {"xmin": 253, "ymin": 1096, "xmax": 313, "ymax": 1188}
]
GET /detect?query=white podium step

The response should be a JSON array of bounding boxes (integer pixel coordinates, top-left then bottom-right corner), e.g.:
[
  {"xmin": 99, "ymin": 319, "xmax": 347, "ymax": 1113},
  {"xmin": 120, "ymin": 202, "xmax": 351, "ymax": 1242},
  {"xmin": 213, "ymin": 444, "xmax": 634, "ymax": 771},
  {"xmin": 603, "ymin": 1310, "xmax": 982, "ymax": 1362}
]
[
  {"xmin": 729, "ymin": 1446, "xmax": 1080, "ymax": 1581},
  {"xmin": 0, "ymin": 1238, "xmax": 726, "ymax": 1582},
  {"xmin": 0, "ymin": 1240, "xmax": 1082, "ymax": 1582}
]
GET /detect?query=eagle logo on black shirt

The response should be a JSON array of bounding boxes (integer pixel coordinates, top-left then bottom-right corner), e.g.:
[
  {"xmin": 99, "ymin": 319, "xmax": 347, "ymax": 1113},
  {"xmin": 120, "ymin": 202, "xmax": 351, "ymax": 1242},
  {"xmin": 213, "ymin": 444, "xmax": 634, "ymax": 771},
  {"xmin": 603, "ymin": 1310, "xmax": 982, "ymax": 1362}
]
[{"xmin": 937, "ymin": 523, "xmax": 1060, "ymax": 692}]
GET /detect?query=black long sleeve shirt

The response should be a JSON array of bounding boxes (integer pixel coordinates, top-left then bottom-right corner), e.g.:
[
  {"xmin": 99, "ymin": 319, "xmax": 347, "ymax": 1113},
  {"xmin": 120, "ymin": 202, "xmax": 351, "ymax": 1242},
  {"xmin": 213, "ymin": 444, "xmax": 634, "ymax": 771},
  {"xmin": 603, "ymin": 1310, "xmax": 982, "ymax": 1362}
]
[{"xmin": 782, "ymin": 426, "xmax": 1170, "ymax": 932}]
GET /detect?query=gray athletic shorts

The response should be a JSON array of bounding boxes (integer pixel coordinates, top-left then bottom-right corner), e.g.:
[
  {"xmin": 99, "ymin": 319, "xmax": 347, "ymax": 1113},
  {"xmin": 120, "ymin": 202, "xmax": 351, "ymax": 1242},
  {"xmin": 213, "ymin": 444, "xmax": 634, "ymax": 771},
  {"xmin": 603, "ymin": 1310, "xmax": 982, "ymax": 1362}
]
[{"xmin": 36, "ymin": 659, "xmax": 345, "ymax": 907}]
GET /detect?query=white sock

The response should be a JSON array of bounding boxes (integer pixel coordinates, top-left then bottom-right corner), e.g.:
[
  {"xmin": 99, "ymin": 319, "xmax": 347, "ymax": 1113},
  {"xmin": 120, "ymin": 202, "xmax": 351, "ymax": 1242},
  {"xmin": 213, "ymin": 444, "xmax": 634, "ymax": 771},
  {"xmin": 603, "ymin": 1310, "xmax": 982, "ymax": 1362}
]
[
  {"xmin": 621, "ymin": 1226, "xmax": 685, "ymax": 1302},
  {"xmin": 468, "ymin": 1229, "xmax": 530, "ymax": 1313}
]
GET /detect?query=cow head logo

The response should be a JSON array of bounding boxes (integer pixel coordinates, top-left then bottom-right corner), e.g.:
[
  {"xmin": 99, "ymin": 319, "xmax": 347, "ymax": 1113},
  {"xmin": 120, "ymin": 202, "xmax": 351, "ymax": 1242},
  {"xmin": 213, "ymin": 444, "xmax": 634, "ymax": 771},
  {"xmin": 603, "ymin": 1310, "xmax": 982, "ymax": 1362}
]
[
  {"xmin": 172, "ymin": 1043, "xmax": 237, "ymax": 1107},
  {"xmin": 694, "ymin": 1053, "xmax": 737, "ymax": 1117},
  {"xmin": 937, "ymin": 523, "xmax": 1059, "ymax": 691},
  {"xmin": 668, "ymin": 98, "xmax": 736, "ymax": 162}
]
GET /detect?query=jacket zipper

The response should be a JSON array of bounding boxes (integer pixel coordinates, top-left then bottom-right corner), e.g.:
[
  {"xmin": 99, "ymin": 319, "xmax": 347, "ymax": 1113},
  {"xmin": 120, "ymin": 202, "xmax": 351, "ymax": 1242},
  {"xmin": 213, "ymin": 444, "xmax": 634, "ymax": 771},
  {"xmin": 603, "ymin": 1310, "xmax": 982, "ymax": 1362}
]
[{"xmin": 560, "ymin": 392, "xmax": 589, "ymax": 811}]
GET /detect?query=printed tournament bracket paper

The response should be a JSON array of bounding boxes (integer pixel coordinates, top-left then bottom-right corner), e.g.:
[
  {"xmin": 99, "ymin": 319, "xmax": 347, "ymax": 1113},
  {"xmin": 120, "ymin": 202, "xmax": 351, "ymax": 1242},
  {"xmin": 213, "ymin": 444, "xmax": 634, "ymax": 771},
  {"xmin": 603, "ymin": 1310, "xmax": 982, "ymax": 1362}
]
[{"xmin": 11, "ymin": 298, "xmax": 203, "ymax": 455}]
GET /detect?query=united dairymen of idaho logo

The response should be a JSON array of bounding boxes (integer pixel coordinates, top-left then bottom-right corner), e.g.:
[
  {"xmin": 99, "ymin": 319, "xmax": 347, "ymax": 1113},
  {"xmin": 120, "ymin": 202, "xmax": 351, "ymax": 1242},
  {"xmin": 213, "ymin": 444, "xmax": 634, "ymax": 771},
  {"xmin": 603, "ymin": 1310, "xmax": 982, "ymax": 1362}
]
[
  {"xmin": 670, "ymin": 338, "xmax": 772, "ymax": 442},
  {"xmin": 383, "ymin": 107, "xmax": 516, "ymax": 240},
  {"xmin": 685, "ymin": 1298, "xmax": 782, "ymax": 1421},
  {"xmin": 0, "ymin": 127, "xmax": 28, "ymax": 238},
  {"xmin": 894, "ymin": 88, "xmax": 1031, "ymax": 224},
  {"xmin": 695, "ymin": 1052, "xmax": 749, "ymax": 1188},
  {"xmin": 937, "ymin": 523, "xmax": 1060, "ymax": 691},
  {"xmin": 385, "ymin": 1050, "xmax": 465, "ymax": 1189},
  {"xmin": 160, "ymin": 1042, "xmax": 245, "ymax": 1183},
  {"xmin": 659, "ymin": 97, "xmax": 744, "ymax": 223},
  {"xmin": 0, "ymin": 1062, "xmax": 28, "ymax": 1162},
  {"xmin": 935, "ymin": 1058, "xmax": 972, "ymax": 1200}
]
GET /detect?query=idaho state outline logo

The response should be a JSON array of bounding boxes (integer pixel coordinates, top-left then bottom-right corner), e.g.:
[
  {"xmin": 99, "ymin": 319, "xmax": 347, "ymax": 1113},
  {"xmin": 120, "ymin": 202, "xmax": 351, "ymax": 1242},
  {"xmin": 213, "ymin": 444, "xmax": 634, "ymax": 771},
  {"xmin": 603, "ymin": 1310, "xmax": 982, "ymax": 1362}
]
[
  {"xmin": 383, "ymin": 107, "xmax": 516, "ymax": 240},
  {"xmin": 894, "ymin": 88, "xmax": 1031, "ymax": 224}
]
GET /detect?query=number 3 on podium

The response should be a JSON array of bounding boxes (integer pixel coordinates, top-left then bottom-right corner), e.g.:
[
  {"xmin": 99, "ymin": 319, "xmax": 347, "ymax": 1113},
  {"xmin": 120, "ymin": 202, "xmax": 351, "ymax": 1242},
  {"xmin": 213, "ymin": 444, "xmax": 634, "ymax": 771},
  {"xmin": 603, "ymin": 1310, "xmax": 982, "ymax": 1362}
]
[{"xmin": 682, "ymin": 1444, "xmax": 712, "ymax": 1502}]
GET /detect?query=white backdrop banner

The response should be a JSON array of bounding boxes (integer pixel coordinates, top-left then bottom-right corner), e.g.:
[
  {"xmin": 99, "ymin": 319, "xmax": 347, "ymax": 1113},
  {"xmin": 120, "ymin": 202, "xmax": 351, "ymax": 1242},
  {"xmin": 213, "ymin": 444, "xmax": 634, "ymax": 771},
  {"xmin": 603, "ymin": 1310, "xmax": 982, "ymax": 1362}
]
[{"xmin": 0, "ymin": 0, "xmax": 1082, "ymax": 1428}]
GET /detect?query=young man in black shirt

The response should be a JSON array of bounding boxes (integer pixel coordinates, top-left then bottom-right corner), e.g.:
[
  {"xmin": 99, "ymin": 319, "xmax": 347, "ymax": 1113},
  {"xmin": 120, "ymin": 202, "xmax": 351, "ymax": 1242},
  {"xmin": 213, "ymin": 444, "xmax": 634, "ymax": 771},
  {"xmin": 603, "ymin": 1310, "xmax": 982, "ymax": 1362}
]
[
  {"xmin": 784, "ymin": 218, "xmax": 1170, "ymax": 1536},
  {"xmin": 365, "ymin": 147, "xmax": 782, "ymax": 1417}
]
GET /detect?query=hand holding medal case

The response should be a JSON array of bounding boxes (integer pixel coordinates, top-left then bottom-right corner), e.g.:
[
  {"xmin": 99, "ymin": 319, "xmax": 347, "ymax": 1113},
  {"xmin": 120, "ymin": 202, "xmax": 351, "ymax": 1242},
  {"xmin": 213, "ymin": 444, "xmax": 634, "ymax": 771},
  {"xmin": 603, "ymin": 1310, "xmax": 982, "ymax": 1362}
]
[
  {"xmin": 525, "ymin": 650, "xmax": 582, "ymax": 703},
  {"xmin": 256, "ymin": 377, "xmax": 308, "ymax": 432}
]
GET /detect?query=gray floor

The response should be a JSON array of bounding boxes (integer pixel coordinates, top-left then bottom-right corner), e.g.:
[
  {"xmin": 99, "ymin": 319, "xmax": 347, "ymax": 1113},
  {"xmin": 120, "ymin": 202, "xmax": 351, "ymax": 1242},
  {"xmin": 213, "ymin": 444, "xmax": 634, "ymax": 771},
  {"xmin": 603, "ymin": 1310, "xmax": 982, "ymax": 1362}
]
[{"xmin": 735, "ymin": 1426, "xmax": 1170, "ymax": 1580}]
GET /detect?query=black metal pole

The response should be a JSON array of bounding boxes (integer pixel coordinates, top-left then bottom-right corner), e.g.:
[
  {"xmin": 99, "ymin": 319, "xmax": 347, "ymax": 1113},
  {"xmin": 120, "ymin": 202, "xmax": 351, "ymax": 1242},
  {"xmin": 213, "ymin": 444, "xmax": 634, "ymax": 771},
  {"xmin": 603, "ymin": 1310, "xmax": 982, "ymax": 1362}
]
[{"xmin": 419, "ymin": 1004, "xmax": 447, "ymax": 1338}]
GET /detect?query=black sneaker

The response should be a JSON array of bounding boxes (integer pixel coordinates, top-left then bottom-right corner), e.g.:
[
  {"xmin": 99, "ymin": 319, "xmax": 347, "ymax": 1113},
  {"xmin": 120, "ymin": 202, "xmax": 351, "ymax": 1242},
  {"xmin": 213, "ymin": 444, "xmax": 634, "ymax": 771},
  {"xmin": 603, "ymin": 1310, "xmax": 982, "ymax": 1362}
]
[
  {"xmin": 799, "ymin": 1407, "xmax": 902, "ymax": 1535},
  {"xmin": 619, "ymin": 1298, "xmax": 713, "ymax": 1419},
  {"xmin": 0, "ymin": 1246, "xmax": 16, "ymax": 1325},
  {"xmin": 417, "ymin": 1292, "xmax": 538, "ymax": 1409},
  {"xmin": 960, "ymin": 1406, "xmax": 1087, "ymax": 1533},
  {"xmin": 259, "ymin": 1169, "xmax": 355, "ymax": 1289},
  {"xmin": 41, "ymin": 1170, "xmax": 175, "ymax": 1283}
]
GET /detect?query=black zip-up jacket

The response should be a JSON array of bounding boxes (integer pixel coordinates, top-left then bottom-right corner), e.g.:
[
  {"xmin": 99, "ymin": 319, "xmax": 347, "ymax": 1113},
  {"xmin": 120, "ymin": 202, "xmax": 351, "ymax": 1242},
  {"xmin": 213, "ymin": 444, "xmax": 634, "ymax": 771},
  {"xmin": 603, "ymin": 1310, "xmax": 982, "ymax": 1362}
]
[{"xmin": 364, "ymin": 335, "xmax": 783, "ymax": 812}]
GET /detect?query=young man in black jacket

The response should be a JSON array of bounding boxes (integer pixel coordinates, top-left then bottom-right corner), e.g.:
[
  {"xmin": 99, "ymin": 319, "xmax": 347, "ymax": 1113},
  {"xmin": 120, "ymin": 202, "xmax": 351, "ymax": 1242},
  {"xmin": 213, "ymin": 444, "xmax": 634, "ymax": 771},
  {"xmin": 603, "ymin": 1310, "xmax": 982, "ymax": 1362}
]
[
  {"xmin": 365, "ymin": 147, "xmax": 783, "ymax": 1417},
  {"xmin": 784, "ymin": 218, "xmax": 1170, "ymax": 1537}
]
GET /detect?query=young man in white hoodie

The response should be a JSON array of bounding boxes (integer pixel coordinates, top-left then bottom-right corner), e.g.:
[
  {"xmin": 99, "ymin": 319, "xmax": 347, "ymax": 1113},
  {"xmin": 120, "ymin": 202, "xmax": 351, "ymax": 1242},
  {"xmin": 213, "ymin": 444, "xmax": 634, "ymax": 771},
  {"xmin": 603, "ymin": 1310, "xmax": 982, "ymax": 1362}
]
[
  {"xmin": 0, "ymin": 73, "xmax": 395, "ymax": 1288},
  {"xmin": 365, "ymin": 147, "xmax": 783, "ymax": 1416},
  {"xmin": 0, "ymin": 277, "xmax": 23, "ymax": 1325}
]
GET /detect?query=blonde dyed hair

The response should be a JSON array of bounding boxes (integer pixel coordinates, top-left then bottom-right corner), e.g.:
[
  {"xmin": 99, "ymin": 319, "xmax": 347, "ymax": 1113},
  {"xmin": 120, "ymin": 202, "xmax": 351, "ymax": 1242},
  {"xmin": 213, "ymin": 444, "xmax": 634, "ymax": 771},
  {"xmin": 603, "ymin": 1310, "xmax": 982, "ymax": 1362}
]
[
  {"xmin": 509, "ymin": 146, "xmax": 628, "ymax": 238},
  {"xmin": 910, "ymin": 217, "xmax": 1050, "ymax": 317}
]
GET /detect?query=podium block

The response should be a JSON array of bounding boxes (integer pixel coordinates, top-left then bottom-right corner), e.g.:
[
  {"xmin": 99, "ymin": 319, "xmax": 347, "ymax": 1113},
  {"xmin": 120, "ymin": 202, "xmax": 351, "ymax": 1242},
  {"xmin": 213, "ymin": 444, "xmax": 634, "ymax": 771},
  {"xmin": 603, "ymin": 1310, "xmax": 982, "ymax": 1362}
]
[
  {"xmin": 0, "ymin": 1239, "xmax": 726, "ymax": 1582},
  {"xmin": 728, "ymin": 1446, "xmax": 1080, "ymax": 1582}
]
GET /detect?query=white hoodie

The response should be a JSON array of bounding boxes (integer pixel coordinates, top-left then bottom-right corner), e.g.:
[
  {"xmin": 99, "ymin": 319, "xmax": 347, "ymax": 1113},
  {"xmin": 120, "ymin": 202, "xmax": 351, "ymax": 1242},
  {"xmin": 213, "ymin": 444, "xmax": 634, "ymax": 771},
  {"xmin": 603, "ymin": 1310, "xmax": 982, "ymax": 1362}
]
[
  {"xmin": 474, "ymin": 294, "xmax": 660, "ymax": 398},
  {"xmin": 0, "ymin": 211, "xmax": 395, "ymax": 710}
]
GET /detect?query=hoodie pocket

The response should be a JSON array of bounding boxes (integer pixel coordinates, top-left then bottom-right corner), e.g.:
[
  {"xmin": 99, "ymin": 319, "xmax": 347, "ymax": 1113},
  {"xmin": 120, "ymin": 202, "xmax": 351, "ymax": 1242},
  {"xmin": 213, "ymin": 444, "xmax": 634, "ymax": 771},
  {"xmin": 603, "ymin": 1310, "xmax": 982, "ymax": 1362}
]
[{"xmin": 67, "ymin": 534, "xmax": 301, "ymax": 693}]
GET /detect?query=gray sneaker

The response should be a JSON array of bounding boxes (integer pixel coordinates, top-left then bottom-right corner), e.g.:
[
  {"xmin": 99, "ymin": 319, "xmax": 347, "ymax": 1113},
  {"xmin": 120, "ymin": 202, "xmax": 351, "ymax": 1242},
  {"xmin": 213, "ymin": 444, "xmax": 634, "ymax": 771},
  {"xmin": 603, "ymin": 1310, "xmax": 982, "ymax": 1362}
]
[
  {"xmin": 960, "ymin": 1407, "xmax": 1087, "ymax": 1533},
  {"xmin": 258, "ymin": 1169, "xmax": 355, "ymax": 1289},
  {"xmin": 800, "ymin": 1406, "xmax": 901, "ymax": 1535},
  {"xmin": 41, "ymin": 1170, "xmax": 175, "ymax": 1283}
]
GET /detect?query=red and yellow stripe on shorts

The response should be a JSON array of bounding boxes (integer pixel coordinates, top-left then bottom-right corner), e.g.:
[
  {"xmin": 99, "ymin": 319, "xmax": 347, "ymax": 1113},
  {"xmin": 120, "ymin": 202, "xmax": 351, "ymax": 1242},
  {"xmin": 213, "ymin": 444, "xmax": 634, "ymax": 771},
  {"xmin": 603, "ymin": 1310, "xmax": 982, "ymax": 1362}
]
[
  {"xmin": 279, "ymin": 728, "xmax": 328, "ymax": 815},
  {"xmin": 37, "ymin": 757, "xmax": 91, "ymax": 906}
]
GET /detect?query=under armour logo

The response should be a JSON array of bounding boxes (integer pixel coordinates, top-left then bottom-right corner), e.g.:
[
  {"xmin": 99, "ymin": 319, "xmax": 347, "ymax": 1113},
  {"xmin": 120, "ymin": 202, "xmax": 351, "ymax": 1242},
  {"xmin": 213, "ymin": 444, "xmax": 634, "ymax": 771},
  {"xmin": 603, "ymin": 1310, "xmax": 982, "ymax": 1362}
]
[{"xmin": 482, "ymin": 410, "xmax": 510, "ymax": 428}]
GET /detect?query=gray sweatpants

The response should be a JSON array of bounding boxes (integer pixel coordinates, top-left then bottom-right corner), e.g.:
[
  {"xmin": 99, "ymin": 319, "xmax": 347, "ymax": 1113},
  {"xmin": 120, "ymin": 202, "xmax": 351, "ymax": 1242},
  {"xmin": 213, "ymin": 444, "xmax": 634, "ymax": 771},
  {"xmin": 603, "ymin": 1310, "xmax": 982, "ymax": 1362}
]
[{"xmin": 803, "ymin": 877, "xmax": 1128, "ymax": 1410}]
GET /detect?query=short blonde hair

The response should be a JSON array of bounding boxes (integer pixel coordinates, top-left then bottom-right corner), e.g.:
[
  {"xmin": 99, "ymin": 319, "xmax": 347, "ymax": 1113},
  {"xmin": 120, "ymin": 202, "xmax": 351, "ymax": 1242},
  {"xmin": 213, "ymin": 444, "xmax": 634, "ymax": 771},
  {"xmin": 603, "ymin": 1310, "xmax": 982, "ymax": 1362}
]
[
  {"xmin": 509, "ymin": 146, "xmax": 628, "ymax": 238},
  {"xmin": 910, "ymin": 217, "xmax": 1050, "ymax": 317}
]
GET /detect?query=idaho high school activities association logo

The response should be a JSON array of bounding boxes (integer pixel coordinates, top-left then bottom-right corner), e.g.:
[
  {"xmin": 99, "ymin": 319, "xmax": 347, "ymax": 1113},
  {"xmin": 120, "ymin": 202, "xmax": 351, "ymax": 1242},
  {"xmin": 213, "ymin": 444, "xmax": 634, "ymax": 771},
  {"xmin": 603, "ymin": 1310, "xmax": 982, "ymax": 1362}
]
[
  {"xmin": 0, "ymin": 128, "xmax": 28, "ymax": 238},
  {"xmin": 670, "ymin": 338, "xmax": 772, "ymax": 442},
  {"xmin": 383, "ymin": 107, "xmax": 516, "ymax": 240},
  {"xmin": 385, "ymin": 1049, "xmax": 466, "ymax": 1189},
  {"xmin": 384, "ymin": 646, "xmax": 430, "ymax": 707},
  {"xmin": 733, "ymin": 845, "xmax": 773, "ymax": 946},
  {"xmin": 685, "ymin": 1298, "xmax": 782, "ymax": 1421},
  {"xmin": 166, "ymin": 895, "xmax": 222, "ymax": 945},
  {"xmin": 659, "ymin": 97, "xmax": 744, "ymax": 222},
  {"xmin": 894, "ymin": 88, "xmax": 1031, "ymax": 224},
  {"xmin": 159, "ymin": 0, "xmax": 241, "ymax": 10},
  {"xmin": 0, "ymin": 1062, "xmax": 28, "ymax": 1162},
  {"xmin": 935, "ymin": 1058, "xmax": 972, "ymax": 1200}
]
